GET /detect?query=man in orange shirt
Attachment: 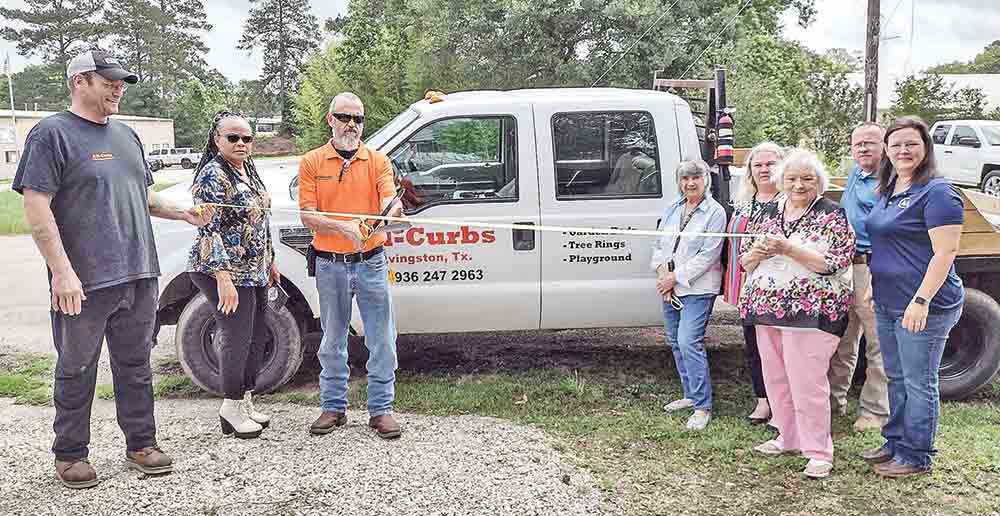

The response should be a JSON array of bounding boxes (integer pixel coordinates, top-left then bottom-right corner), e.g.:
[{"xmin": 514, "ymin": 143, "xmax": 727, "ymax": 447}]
[{"xmin": 299, "ymin": 92, "xmax": 403, "ymax": 439}]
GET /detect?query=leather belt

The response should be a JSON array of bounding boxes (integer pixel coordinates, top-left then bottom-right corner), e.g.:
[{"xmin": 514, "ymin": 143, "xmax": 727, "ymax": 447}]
[
  {"xmin": 315, "ymin": 246, "xmax": 383, "ymax": 264},
  {"xmin": 852, "ymin": 252, "xmax": 870, "ymax": 265}
]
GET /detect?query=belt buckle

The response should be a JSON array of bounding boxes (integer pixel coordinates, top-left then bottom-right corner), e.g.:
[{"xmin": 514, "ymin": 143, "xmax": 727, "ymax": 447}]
[{"xmin": 343, "ymin": 252, "xmax": 362, "ymax": 264}]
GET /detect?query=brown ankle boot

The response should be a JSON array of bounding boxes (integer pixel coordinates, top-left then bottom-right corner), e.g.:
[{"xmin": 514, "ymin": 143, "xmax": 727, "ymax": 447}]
[
  {"xmin": 55, "ymin": 458, "xmax": 99, "ymax": 489},
  {"xmin": 309, "ymin": 411, "xmax": 347, "ymax": 435},
  {"xmin": 369, "ymin": 414, "xmax": 402, "ymax": 439},
  {"xmin": 125, "ymin": 446, "xmax": 174, "ymax": 475}
]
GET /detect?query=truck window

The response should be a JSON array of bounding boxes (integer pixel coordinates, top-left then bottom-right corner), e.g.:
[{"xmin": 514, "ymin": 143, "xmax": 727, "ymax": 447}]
[
  {"xmin": 949, "ymin": 126, "xmax": 977, "ymax": 145},
  {"xmin": 388, "ymin": 116, "xmax": 517, "ymax": 212},
  {"xmin": 551, "ymin": 111, "xmax": 661, "ymax": 199},
  {"xmin": 981, "ymin": 125, "xmax": 1000, "ymax": 146},
  {"xmin": 932, "ymin": 124, "xmax": 951, "ymax": 145}
]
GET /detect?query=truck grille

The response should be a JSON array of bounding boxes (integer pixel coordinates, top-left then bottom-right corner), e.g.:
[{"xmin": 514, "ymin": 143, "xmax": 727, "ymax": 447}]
[{"xmin": 279, "ymin": 227, "xmax": 314, "ymax": 257}]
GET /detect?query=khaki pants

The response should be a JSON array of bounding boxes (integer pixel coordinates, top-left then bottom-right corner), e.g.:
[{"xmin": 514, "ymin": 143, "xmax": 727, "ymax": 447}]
[{"xmin": 828, "ymin": 263, "xmax": 889, "ymax": 417}]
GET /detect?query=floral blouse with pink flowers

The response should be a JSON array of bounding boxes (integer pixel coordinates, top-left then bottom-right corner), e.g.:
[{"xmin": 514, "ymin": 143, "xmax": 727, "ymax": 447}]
[{"xmin": 737, "ymin": 196, "xmax": 856, "ymax": 337}]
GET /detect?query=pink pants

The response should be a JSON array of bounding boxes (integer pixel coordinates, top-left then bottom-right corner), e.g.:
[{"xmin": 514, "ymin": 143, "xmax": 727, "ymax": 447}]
[{"xmin": 756, "ymin": 326, "xmax": 840, "ymax": 462}]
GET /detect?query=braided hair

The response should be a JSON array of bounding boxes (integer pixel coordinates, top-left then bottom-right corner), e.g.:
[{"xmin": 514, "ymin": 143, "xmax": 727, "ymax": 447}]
[{"xmin": 193, "ymin": 110, "xmax": 263, "ymax": 189}]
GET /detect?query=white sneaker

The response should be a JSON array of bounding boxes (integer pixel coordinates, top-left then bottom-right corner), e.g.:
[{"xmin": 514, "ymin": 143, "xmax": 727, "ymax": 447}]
[
  {"xmin": 219, "ymin": 398, "xmax": 263, "ymax": 439},
  {"xmin": 664, "ymin": 398, "xmax": 694, "ymax": 412},
  {"xmin": 243, "ymin": 391, "xmax": 270, "ymax": 428},
  {"xmin": 803, "ymin": 459, "xmax": 833, "ymax": 479},
  {"xmin": 685, "ymin": 410, "xmax": 712, "ymax": 430}
]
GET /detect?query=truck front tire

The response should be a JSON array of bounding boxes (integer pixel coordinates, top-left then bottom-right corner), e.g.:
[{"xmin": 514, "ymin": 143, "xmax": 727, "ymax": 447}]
[
  {"xmin": 940, "ymin": 288, "xmax": 1000, "ymax": 400},
  {"xmin": 175, "ymin": 293, "xmax": 304, "ymax": 395}
]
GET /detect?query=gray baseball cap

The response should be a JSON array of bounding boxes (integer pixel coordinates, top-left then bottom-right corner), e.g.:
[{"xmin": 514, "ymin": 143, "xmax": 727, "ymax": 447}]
[{"xmin": 66, "ymin": 50, "xmax": 139, "ymax": 84}]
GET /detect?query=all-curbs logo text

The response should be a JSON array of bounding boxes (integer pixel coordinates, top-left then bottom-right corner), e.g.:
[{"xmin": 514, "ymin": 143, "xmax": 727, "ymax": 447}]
[{"xmin": 384, "ymin": 226, "xmax": 496, "ymax": 247}]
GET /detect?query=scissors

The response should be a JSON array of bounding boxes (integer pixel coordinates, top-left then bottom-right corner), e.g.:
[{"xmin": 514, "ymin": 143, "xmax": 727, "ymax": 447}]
[{"xmin": 360, "ymin": 191, "xmax": 410, "ymax": 242}]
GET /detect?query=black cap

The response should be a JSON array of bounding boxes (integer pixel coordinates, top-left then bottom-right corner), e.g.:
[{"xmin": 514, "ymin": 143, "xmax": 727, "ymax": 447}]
[{"xmin": 66, "ymin": 50, "xmax": 139, "ymax": 84}]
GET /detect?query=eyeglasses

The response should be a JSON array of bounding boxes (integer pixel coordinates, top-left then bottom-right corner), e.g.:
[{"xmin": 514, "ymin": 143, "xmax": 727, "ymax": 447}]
[
  {"xmin": 332, "ymin": 112, "xmax": 365, "ymax": 125},
  {"xmin": 93, "ymin": 77, "xmax": 127, "ymax": 93},
  {"xmin": 225, "ymin": 134, "xmax": 254, "ymax": 144},
  {"xmin": 888, "ymin": 142, "xmax": 922, "ymax": 153}
]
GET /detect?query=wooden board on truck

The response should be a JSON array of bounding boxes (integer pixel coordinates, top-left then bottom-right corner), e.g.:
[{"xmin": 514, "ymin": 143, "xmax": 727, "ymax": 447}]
[{"xmin": 825, "ymin": 178, "xmax": 1000, "ymax": 256}]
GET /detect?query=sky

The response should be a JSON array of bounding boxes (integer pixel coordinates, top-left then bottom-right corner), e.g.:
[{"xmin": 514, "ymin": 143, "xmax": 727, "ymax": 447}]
[{"xmin": 1, "ymin": 0, "xmax": 998, "ymax": 83}]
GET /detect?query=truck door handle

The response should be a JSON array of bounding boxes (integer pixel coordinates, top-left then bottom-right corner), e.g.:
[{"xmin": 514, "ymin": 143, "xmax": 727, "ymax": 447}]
[
  {"xmin": 944, "ymin": 150, "xmax": 954, "ymax": 154},
  {"xmin": 512, "ymin": 222, "xmax": 535, "ymax": 251}
]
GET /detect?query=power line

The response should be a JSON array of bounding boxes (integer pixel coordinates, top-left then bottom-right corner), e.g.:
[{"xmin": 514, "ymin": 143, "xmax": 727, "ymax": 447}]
[
  {"xmin": 591, "ymin": 0, "xmax": 684, "ymax": 87},
  {"xmin": 680, "ymin": 0, "xmax": 754, "ymax": 79}
]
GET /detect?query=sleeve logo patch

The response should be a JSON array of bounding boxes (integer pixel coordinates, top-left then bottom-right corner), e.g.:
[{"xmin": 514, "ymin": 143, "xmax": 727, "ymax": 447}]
[{"xmin": 91, "ymin": 153, "xmax": 114, "ymax": 161}]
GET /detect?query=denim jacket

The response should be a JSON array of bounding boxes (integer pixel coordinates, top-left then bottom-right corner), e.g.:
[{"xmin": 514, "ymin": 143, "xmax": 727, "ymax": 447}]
[{"xmin": 650, "ymin": 196, "xmax": 726, "ymax": 296}]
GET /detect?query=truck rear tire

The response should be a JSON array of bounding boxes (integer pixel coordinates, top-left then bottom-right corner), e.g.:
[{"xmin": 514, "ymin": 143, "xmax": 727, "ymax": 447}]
[
  {"xmin": 175, "ymin": 293, "xmax": 303, "ymax": 396},
  {"xmin": 940, "ymin": 288, "xmax": 1000, "ymax": 400},
  {"xmin": 982, "ymin": 169, "xmax": 1000, "ymax": 197},
  {"xmin": 181, "ymin": 158, "xmax": 193, "ymax": 169}
]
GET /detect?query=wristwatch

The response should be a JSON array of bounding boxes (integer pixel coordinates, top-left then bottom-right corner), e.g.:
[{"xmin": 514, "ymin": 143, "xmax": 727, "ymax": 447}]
[{"xmin": 913, "ymin": 296, "xmax": 928, "ymax": 306}]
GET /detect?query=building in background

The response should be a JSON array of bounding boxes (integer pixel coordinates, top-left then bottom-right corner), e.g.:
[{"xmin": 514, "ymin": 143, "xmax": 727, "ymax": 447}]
[{"xmin": 0, "ymin": 111, "xmax": 174, "ymax": 179}]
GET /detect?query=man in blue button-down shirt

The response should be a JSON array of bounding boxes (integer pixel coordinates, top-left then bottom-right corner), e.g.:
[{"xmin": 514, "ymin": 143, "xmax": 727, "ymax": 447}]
[{"xmin": 828, "ymin": 122, "xmax": 890, "ymax": 432}]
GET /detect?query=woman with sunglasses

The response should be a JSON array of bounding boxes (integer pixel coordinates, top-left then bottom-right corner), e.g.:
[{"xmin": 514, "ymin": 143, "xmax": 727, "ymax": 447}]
[
  {"xmin": 651, "ymin": 159, "xmax": 726, "ymax": 431},
  {"xmin": 187, "ymin": 111, "xmax": 279, "ymax": 439}
]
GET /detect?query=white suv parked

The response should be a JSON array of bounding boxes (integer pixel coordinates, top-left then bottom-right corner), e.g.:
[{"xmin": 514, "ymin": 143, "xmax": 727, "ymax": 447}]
[
  {"xmin": 930, "ymin": 120, "xmax": 1000, "ymax": 196},
  {"xmin": 147, "ymin": 147, "xmax": 202, "ymax": 172}
]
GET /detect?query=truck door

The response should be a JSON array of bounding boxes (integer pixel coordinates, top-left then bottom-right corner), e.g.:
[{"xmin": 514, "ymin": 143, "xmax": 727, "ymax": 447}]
[
  {"xmin": 944, "ymin": 125, "xmax": 981, "ymax": 186},
  {"xmin": 533, "ymin": 102, "xmax": 683, "ymax": 329},
  {"xmin": 380, "ymin": 107, "xmax": 541, "ymax": 333}
]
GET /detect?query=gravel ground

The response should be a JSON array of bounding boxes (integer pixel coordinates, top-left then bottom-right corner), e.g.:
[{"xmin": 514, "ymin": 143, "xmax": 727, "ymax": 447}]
[{"xmin": 0, "ymin": 398, "xmax": 604, "ymax": 516}]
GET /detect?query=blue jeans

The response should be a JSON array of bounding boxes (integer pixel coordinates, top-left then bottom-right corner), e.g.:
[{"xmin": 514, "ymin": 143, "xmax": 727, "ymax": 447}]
[
  {"xmin": 315, "ymin": 253, "xmax": 398, "ymax": 417},
  {"xmin": 875, "ymin": 304, "xmax": 962, "ymax": 469},
  {"xmin": 662, "ymin": 294, "xmax": 716, "ymax": 410}
]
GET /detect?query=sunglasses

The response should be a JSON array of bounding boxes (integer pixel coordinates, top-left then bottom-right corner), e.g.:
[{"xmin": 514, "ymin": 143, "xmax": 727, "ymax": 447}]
[
  {"xmin": 224, "ymin": 134, "xmax": 254, "ymax": 144},
  {"xmin": 332, "ymin": 112, "xmax": 365, "ymax": 125}
]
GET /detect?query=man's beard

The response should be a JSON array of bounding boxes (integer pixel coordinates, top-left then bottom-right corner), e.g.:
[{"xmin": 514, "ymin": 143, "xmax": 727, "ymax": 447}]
[{"xmin": 333, "ymin": 129, "xmax": 360, "ymax": 150}]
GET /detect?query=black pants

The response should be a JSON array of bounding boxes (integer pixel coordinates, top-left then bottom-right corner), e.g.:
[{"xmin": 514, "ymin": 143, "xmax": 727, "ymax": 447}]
[
  {"xmin": 743, "ymin": 324, "xmax": 768, "ymax": 399},
  {"xmin": 190, "ymin": 273, "xmax": 268, "ymax": 400},
  {"xmin": 51, "ymin": 278, "xmax": 158, "ymax": 460}
]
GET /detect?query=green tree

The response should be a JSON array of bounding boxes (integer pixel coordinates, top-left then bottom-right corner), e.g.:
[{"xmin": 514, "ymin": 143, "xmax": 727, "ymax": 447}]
[
  {"xmin": 291, "ymin": 42, "xmax": 347, "ymax": 151},
  {"xmin": 230, "ymin": 79, "xmax": 278, "ymax": 123},
  {"xmin": 927, "ymin": 40, "xmax": 1000, "ymax": 74},
  {"xmin": 170, "ymin": 78, "xmax": 228, "ymax": 148},
  {"xmin": 238, "ymin": 0, "xmax": 320, "ymax": 131},
  {"xmin": 888, "ymin": 74, "xmax": 990, "ymax": 125},
  {"xmin": 0, "ymin": 62, "xmax": 68, "ymax": 111},
  {"xmin": 0, "ymin": 0, "xmax": 105, "ymax": 72},
  {"xmin": 104, "ymin": 0, "xmax": 213, "ymax": 110}
]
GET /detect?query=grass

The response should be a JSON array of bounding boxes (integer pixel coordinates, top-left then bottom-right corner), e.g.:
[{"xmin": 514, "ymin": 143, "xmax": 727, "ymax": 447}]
[
  {"xmin": 152, "ymin": 181, "xmax": 180, "ymax": 192},
  {"xmin": 153, "ymin": 375, "xmax": 202, "ymax": 398},
  {"xmin": 0, "ymin": 190, "xmax": 29, "ymax": 235},
  {"xmin": 265, "ymin": 344, "xmax": 1000, "ymax": 516},
  {"xmin": 95, "ymin": 384, "xmax": 116, "ymax": 400},
  {"xmin": 0, "ymin": 356, "xmax": 54, "ymax": 405}
]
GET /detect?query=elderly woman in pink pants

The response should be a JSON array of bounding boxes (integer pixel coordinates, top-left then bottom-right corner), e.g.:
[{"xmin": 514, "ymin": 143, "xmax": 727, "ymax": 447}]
[{"xmin": 738, "ymin": 148, "xmax": 855, "ymax": 479}]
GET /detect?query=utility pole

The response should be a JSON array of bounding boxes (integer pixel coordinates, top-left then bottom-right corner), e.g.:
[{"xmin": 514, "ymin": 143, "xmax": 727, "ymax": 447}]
[{"xmin": 864, "ymin": 0, "xmax": 880, "ymax": 122}]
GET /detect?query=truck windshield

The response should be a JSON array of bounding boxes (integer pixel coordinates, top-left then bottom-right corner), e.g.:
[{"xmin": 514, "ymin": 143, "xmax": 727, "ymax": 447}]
[
  {"xmin": 368, "ymin": 108, "xmax": 419, "ymax": 150},
  {"xmin": 980, "ymin": 125, "xmax": 1000, "ymax": 146}
]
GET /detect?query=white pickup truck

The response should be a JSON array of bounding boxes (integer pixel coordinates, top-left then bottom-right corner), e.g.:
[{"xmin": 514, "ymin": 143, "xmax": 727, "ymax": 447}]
[
  {"xmin": 152, "ymin": 88, "xmax": 711, "ymax": 394},
  {"xmin": 146, "ymin": 147, "xmax": 202, "ymax": 172},
  {"xmin": 151, "ymin": 88, "xmax": 1000, "ymax": 400},
  {"xmin": 930, "ymin": 119, "xmax": 1000, "ymax": 196}
]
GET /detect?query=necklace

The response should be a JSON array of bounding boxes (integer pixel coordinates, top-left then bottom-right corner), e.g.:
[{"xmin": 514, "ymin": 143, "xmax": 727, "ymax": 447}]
[{"xmin": 780, "ymin": 198, "xmax": 818, "ymax": 238}]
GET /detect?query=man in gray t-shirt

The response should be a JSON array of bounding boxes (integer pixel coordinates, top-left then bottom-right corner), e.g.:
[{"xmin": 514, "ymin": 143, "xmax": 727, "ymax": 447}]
[{"xmin": 13, "ymin": 50, "xmax": 212, "ymax": 489}]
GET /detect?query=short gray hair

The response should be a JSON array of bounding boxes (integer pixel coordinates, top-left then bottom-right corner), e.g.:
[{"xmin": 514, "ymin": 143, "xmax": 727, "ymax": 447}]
[
  {"xmin": 328, "ymin": 92, "xmax": 363, "ymax": 114},
  {"xmin": 675, "ymin": 159, "xmax": 712, "ymax": 195},
  {"xmin": 736, "ymin": 141, "xmax": 786, "ymax": 205},
  {"xmin": 771, "ymin": 148, "xmax": 829, "ymax": 195}
]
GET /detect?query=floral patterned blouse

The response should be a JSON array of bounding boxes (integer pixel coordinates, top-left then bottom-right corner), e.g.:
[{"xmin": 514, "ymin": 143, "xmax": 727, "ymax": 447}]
[
  {"xmin": 187, "ymin": 156, "xmax": 274, "ymax": 287},
  {"xmin": 737, "ymin": 196, "xmax": 855, "ymax": 337}
]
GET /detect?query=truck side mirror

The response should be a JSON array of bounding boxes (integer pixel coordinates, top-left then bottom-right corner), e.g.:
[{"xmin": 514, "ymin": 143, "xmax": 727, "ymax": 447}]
[{"xmin": 958, "ymin": 136, "xmax": 982, "ymax": 148}]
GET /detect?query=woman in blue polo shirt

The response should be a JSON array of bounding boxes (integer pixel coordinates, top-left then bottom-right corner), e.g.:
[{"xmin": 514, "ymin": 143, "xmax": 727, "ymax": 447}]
[{"xmin": 862, "ymin": 116, "xmax": 965, "ymax": 478}]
